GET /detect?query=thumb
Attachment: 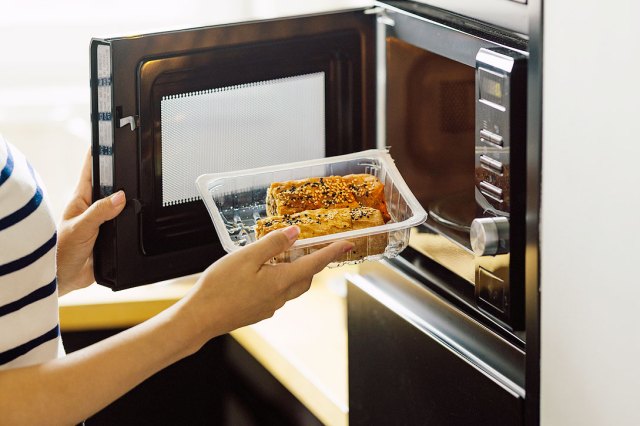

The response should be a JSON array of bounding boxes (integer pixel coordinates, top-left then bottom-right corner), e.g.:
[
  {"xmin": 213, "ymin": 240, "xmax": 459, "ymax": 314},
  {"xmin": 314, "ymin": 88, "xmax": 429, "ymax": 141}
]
[
  {"xmin": 80, "ymin": 190, "xmax": 127, "ymax": 230},
  {"xmin": 245, "ymin": 226, "xmax": 300, "ymax": 265}
]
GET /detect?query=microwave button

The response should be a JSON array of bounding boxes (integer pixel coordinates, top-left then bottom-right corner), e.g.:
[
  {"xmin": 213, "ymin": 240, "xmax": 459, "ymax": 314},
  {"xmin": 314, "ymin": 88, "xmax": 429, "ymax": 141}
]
[
  {"xmin": 479, "ymin": 155, "xmax": 504, "ymax": 174},
  {"xmin": 479, "ymin": 182, "xmax": 504, "ymax": 205},
  {"xmin": 477, "ymin": 268, "xmax": 506, "ymax": 314},
  {"xmin": 479, "ymin": 181, "xmax": 503, "ymax": 197},
  {"xmin": 479, "ymin": 128, "xmax": 503, "ymax": 146},
  {"xmin": 480, "ymin": 190, "xmax": 504, "ymax": 205},
  {"xmin": 470, "ymin": 217, "xmax": 510, "ymax": 256}
]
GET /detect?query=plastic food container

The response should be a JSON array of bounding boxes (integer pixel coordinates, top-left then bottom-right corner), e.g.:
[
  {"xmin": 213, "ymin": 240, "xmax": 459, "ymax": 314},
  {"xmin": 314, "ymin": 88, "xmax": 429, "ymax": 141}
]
[{"xmin": 196, "ymin": 149, "xmax": 427, "ymax": 265}]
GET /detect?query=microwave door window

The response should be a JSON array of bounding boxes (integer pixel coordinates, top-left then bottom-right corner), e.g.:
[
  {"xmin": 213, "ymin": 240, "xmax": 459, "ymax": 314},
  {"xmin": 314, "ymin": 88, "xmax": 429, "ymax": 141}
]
[
  {"xmin": 136, "ymin": 33, "xmax": 363, "ymax": 257},
  {"xmin": 160, "ymin": 73, "xmax": 325, "ymax": 208},
  {"xmin": 132, "ymin": 21, "xmax": 375, "ymax": 261}
]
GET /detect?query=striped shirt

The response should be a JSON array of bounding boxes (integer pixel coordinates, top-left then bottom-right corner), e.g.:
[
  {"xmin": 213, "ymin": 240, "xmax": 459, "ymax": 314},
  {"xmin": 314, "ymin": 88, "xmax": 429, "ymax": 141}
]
[{"xmin": 0, "ymin": 134, "xmax": 63, "ymax": 370}]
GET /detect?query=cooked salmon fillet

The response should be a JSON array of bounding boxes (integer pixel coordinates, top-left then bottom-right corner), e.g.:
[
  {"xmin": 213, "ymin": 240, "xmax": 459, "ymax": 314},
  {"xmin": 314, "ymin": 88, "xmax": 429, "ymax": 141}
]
[
  {"xmin": 266, "ymin": 174, "xmax": 391, "ymax": 222},
  {"xmin": 255, "ymin": 207, "xmax": 387, "ymax": 261}
]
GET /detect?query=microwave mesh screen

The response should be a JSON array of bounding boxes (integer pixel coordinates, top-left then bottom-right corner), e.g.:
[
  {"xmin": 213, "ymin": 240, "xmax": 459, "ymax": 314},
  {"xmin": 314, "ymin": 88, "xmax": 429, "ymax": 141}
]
[
  {"xmin": 160, "ymin": 72, "xmax": 326, "ymax": 207},
  {"xmin": 439, "ymin": 80, "xmax": 475, "ymax": 134}
]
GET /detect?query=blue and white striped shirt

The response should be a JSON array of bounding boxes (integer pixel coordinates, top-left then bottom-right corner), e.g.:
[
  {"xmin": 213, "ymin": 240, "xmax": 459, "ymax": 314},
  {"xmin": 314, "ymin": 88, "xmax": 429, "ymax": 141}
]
[{"xmin": 0, "ymin": 134, "xmax": 63, "ymax": 369}]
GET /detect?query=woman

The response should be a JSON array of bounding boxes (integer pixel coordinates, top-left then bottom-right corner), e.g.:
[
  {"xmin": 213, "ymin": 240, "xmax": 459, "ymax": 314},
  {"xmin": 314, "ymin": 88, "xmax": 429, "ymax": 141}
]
[{"xmin": 0, "ymin": 135, "xmax": 353, "ymax": 425}]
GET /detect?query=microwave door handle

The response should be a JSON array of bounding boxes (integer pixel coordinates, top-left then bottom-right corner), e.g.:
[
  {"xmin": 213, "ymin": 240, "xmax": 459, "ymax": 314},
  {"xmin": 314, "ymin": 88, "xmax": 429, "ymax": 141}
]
[
  {"xmin": 119, "ymin": 115, "xmax": 139, "ymax": 131},
  {"xmin": 347, "ymin": 270, "xmax": 525, "ymax": 398}
]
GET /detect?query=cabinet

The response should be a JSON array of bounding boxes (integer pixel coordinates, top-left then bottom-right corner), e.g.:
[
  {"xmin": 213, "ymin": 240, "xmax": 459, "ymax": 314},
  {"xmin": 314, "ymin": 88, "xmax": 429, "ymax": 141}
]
[
  {"xmin": 347, "ymin": 261, "xmax": 525, "ymax": 425},
  {"xmin": 61, "ymin": 332, "xmax": 321, "ymax": 425}
]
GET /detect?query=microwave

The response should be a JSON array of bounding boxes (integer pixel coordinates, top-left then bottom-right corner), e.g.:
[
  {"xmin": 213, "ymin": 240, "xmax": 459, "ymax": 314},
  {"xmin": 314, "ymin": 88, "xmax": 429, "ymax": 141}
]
[{"xmin": 90, "ymin": 1, "xmax": 528, "ymax": 331}]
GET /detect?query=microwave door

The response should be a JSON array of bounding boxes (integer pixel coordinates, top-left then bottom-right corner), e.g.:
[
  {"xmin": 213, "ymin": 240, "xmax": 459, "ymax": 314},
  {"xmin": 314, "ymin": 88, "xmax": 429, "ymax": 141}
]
[
  {"xmin": 90, "ymin": 10, "xmax": 376, "ymax": 290},
  {"xmin": 376, "ymin": 3, "xmax": 528, "ymax": 330}
]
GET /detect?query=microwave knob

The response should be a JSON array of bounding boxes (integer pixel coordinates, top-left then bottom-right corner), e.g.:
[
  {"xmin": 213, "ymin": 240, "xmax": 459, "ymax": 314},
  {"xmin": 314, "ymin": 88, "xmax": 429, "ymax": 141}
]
[{"xmin": 470, "ymin": 217, "xmax": 509, "ymax": 256}]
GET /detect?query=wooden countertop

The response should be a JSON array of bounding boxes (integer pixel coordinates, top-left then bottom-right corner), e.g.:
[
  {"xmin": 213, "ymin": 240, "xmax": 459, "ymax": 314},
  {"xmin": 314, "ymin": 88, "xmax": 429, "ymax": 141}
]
[{"xmin": 59, "ymin": 266, "xmax": 354, "ymax": 426}]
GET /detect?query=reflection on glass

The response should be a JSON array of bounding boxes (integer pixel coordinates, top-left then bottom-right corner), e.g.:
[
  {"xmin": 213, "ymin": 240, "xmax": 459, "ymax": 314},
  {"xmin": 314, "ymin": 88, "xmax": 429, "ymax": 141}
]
[{"xmin": 385, "ymin": 38, "xmax": 476, "ymax": 251}]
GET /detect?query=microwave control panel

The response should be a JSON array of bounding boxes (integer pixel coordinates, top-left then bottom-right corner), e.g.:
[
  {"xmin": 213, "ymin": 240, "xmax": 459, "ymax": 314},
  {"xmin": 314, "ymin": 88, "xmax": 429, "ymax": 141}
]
[
  {"xmin": 474, "ymin": 47, "xmax": 526, "ymax": 216},
  {"xmin": 473, "ymin": 47, "xmax": 527, "ymax": 328}
]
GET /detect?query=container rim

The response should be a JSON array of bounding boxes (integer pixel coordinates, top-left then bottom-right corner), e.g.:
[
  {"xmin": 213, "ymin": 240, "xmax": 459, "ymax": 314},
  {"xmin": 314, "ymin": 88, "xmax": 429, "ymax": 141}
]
[{"xmin": 195, "ymin": 149, "xmax": 428, "ymax": 253}]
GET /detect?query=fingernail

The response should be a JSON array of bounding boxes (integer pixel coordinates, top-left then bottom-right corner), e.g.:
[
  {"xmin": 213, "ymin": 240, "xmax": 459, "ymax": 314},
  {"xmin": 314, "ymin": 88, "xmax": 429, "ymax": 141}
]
[
  {"xmin": 110, "ymin": 191, "xmax": 125, "ymax": 206},
  {"xmin": 342, "ymin": 242, "xmax": 355, "ymax": 253},
  {"xmin": 282, "ymin": 225, "xmax": 300, "ymax": 242}
]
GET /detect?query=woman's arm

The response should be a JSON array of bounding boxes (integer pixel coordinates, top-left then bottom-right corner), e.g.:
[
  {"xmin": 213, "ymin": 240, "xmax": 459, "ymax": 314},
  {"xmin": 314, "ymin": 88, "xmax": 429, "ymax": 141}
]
[{"xmin": 0, "ymin": 226, "xmax": 353, "ymax": 425}]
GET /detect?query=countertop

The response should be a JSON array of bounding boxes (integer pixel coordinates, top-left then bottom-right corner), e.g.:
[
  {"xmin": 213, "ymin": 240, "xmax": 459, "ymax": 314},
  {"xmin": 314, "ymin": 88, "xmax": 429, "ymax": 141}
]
[{"xmin": 59, "ymin": 266, "xmax": 354, "ymax": 426}]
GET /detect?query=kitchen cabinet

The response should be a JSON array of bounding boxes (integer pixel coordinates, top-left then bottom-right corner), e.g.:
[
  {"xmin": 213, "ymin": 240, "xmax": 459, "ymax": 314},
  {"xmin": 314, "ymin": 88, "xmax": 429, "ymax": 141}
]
[
  {"xmin": 347, "ymin": 261, "xmax": 525, "ymax": 425},
  {"xmin": 59, "ymin": 271, "xmax": 349, "ymax": 425}
]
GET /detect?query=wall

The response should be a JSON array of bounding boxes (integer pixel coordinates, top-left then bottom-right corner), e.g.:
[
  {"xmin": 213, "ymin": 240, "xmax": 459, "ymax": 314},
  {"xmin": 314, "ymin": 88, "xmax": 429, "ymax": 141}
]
[{"xmin": 540, "ymin": 1, "xmax": 640, "ymax": 424}]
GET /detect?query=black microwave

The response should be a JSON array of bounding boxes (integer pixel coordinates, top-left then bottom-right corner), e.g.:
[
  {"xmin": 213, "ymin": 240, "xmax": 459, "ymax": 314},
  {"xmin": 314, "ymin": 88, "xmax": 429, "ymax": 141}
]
[
  {"xmin": 91, "ymin": 1, "xmax": 528, "ymax": 332},
  {"xmin": 375, "ymin": 2, "xmax": 528, "ymax": 332}
]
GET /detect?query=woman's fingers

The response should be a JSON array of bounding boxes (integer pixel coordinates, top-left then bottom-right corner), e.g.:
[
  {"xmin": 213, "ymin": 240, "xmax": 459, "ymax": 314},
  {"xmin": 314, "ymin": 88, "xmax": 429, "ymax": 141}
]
[
  {"xmin": 278, "ymin": 240, "xmax": 354, "ymax": 301},
  {"xmin": 244, "ymin": 226, "xmax": 300, "ymax": 266},
  {"xmin": 77, "ymin": 191, "xmax": 126, "ymax": 236},
  {"xmin": 291, "ymin": 240, "xmax": 354, "ymax": 277}
]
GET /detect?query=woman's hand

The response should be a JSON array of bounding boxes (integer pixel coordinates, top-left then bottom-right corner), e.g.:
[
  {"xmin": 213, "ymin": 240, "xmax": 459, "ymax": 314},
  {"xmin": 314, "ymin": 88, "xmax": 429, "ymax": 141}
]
[
  {"xmin": 56, "ymin": 150, "xmax": 126, "ymax": 295},
  {"xmin": 180, "ymin": 226, "xmax": 354, "ymax": 346}
]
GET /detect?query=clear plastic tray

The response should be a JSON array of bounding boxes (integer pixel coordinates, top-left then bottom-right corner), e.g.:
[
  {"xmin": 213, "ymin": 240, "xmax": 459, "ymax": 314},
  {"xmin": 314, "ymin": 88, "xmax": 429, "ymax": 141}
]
[{"xmin": 196, "ymin": 149, "xmax": 427, "ymax": 265}]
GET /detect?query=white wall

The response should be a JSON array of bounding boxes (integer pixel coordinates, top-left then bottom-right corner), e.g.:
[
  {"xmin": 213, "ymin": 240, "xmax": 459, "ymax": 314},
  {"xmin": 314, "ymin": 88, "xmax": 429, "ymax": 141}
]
[{"xmin": 541, "ymin": 1, "xmax": 640, "ymax": 424}]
